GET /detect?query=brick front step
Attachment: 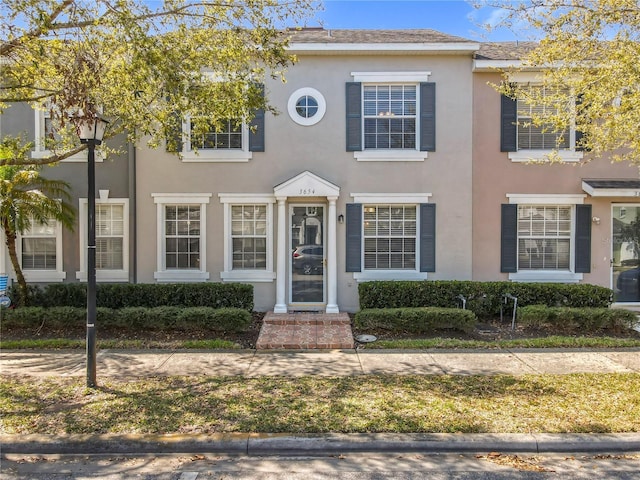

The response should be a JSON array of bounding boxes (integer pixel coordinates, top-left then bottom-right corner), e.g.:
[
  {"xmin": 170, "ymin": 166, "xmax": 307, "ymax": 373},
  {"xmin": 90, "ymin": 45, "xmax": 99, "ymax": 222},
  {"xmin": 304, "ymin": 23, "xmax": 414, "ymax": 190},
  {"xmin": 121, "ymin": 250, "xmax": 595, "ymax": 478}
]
[{"xmin": 256, "ymin": 312, "xmax": 354, "ymax": 350}]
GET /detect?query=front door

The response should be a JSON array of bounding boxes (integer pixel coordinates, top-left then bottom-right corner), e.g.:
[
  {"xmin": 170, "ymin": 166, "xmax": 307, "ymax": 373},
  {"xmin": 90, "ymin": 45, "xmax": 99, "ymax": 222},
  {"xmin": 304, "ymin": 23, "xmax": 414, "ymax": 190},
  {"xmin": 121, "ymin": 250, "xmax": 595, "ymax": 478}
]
[
  {"xmin": 612, "ymin": 205, "xmax": 640, "ymax": 302},
  {"xmin": 290, "ymin": 205, "xmax": 325, "ymax": 307}
]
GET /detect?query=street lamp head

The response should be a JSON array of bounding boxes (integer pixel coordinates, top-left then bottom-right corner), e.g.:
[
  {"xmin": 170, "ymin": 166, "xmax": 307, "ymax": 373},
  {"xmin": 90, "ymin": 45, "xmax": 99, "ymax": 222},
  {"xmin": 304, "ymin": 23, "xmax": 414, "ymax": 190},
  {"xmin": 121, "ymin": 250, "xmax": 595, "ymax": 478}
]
[{"xmin": 76, "ymin": 114, "xmax": 109, "ymax": 145}]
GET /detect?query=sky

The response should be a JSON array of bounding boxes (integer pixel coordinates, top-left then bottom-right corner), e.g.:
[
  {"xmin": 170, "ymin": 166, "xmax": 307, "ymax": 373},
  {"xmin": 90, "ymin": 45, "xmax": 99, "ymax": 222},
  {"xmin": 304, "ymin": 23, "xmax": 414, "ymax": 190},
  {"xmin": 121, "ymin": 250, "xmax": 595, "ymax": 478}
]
[{"xmin": 314, "ymin": 0, "xmax": 527, "ymax": 42}]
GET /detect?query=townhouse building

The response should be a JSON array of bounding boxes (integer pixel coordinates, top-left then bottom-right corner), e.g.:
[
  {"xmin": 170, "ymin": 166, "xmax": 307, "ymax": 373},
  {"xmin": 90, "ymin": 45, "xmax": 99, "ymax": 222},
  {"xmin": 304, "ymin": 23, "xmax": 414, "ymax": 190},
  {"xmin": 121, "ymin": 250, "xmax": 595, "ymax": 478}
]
[{"xmin": 2, "ymin": 29, "xmax": 639, "ymax": 312}]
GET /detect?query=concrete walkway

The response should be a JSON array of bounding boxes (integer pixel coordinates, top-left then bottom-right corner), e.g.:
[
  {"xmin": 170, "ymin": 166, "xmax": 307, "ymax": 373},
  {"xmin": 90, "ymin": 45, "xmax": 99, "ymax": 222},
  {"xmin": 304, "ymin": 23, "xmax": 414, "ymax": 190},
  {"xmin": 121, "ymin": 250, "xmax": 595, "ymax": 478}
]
[{"xmin": 1, "ymin": 348, "xmax": 639, "ymax": 378}]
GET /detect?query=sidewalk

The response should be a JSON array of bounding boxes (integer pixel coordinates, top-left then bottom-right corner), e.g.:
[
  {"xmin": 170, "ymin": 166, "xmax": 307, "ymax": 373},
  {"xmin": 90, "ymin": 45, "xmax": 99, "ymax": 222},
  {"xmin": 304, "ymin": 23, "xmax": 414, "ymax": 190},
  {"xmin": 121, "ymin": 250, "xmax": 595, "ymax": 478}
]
[{"xmin": 1, "ymin": 347, "xmax": 639, "ymax": 377}]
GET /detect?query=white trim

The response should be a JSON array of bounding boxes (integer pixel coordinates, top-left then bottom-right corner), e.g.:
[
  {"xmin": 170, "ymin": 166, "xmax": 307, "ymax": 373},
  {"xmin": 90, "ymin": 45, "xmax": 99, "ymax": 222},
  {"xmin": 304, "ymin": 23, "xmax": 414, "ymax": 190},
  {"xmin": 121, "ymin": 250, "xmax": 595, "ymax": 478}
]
[
  {"xmin": 506, "ymin": 193, "xmax": 585, "ymax": 205},
  {"xmin": 287, "ymin": 87, "xmax": 327, "ymax": 126},
  {"xmin": 18, "ymin": 216, "xmax": 66, "ymax": 283},
  {"xmin": 351, "ymin": 71, "xmax": 432, "ymax": 82},
  {"xmin": 152, "ymin": 193, "xmax": 211, "ymax": 282},
  {"xmin": 218, "ymin": 194, "xmax": 276, "ymax": 283},
  {"xmin": 509, "ymin": 271, "xmax": 583, "ymax": 283},
  {"xmin": 583, "ymin": 182, "xmax": 640, "ymax": 197},
  {"xmin": 354, "ymin": 271, "xmax": 428, "ymax": 282},
  {"xmin": 289, "ymin": 43, "xmax": 479, "ymax": 54},
  {"xmin": 76, "ymin": 197, "xmax": 129, "ymax": 282},
  {"xmin": 354, "ymin": 150, "xmax": 428, "ymax": 162},
  {"xmin": 473, "ymin": 59, "xmax": 527, "ymax": 71},
  {"xmin": 508, "ymin": 150, "xmax": 583, "ymax": 163},
  {"xmin": 181, "ymin": 118, "xmax": 252, "ymax": 163},
  {"xmin": 351, "ymin": 193, "xmax": 432, "ymax": 204},
  {"xmin": 31, "ymin": 108, "xmax": 102, "ymax": 162}
]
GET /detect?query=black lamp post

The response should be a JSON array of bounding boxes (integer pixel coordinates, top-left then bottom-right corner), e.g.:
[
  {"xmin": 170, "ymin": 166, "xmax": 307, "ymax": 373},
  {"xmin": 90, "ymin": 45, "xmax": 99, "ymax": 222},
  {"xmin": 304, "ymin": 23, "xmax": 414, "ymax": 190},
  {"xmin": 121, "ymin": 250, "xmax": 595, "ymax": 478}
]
[{"xmin": 77, "ymin": 115, "xmax": 109, "ymax": 388}]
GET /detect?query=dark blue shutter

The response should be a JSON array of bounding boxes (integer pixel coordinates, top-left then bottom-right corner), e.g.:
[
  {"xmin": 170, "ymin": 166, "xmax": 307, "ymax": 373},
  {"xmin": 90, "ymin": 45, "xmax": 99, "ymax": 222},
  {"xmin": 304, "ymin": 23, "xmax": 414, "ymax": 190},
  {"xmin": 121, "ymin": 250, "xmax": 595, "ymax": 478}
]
[
  {"xmin": 420, "ymin": 203, "xmax": 436, "ymax": 272},
  {"xmin": 575, "ymin": 204, "xmax": 592, "ymax": 273},
  {"xmin": 346, "ymin": 82, "xmax": 362, "ymax": 151},
  {"xmin": 249, "ymin": 83, "xmax": 265, "ymax": 152},
  {"xmin": 500, "ymin": 92, "xmax": 517, "ymax": 152},
  {"xmin": 501, "ymin": 204, "xmax": 518, "ymax": 273},
  {"xmin": 420, "ymin": 82, "xmax": 436, "ymax": 152},
  {"xmin": 345, "ymin": 203, "xmax": 362, "ymax": 272},
  {"xmin": 574, "ymin": 94, "xmax": 586, "ymax": 152}
]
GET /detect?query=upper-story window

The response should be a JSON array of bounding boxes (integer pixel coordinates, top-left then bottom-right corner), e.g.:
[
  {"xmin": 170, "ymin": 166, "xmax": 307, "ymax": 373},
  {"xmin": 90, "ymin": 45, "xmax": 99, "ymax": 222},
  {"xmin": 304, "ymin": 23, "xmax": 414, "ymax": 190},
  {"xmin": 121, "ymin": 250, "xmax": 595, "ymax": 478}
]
[
  {"xmin": 501, "ymin": 80, "xmax": 582, "ymax": 162},
  {"xmin": 363, "ymin": 85, "xmax": 416, "ymax": 150},
  {"xmin": 346, "ymin": 72, "xmax": 435, "ymax": 162},
  {"xmin": 517, "ymin": 85, "xmax": 570, "ymax": 151},
  {"xmin": 187, "ymin": 118, "xmax": 244, "ymax": 150},
  {"xmin": 287, "ymin": 87, "xmax": 326, "ymax": 126},
  {"xmin": 32, "ymin": 105, "xmax": 93, "ymax": 162}
]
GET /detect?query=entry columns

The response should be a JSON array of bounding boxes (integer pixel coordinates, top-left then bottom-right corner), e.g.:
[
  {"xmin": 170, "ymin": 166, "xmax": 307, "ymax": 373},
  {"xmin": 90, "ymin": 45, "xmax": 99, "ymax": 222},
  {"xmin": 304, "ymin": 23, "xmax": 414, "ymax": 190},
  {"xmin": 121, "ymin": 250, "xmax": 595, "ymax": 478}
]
[
  {"xmin": 274, "ymin": 196, "xmax": 288, "ymax": 313},
  {"xmin": 326, "ymin": 196, "xmax": 339, "ymax": 313}
]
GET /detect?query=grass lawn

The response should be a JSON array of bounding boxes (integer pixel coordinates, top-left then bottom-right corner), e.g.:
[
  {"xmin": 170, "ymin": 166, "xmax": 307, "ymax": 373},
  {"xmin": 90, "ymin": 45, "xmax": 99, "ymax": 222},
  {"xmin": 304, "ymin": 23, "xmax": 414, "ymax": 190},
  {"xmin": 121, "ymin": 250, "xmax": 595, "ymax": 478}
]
[{"xmin": 1, "ymin": 373, "xmax": 639, "ymax": 435}]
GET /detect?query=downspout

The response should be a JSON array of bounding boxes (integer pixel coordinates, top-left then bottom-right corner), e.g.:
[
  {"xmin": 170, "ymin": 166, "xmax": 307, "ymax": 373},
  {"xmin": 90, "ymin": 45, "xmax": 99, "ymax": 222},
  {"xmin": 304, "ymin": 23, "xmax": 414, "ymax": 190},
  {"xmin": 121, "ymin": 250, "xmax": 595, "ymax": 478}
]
[{"xmin": 128, "ymin": 140, "xmax": 137, "ymax": 283}]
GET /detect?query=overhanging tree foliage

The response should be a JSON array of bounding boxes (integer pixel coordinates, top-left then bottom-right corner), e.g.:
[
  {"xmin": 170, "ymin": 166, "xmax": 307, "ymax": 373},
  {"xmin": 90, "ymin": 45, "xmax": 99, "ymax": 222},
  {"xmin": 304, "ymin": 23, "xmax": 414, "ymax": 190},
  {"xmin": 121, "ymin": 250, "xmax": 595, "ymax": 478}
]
[
  {"xmin": 0, "ymin": 0, "xmax": 317, "ymax": 166},
  {"xmin": 475, "ymin": 0, "xmax": 640, "ymax": 165}
]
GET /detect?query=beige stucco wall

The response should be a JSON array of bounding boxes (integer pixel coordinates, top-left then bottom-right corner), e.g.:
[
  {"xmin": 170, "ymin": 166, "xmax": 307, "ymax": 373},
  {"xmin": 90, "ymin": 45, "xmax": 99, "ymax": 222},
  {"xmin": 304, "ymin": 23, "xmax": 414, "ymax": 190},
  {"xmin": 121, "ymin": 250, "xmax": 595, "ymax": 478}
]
[
  {"xmin": 136, "ymin": 52, "xmax": 476, "ymax": 312},
  {"xmin": 472, "ymin": 72, "xmax": 640, "ymax": 290}
]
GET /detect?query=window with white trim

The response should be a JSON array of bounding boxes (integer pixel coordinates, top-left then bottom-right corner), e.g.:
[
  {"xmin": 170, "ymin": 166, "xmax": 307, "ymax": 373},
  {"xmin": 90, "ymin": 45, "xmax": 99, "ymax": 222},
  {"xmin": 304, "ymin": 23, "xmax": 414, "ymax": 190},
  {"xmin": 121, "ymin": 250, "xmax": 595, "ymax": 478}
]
[
  {"xmin": 153, "ymin": 193, "xmax": 211, "ymax": 282},
  {"xmin": 517, "ymin": 205, "xmax": 571, "ymax": 270},
  {"xmin": 32, "ymin": 106, "xmax": 91, "ymax": 162},
  {"xmin": 181, "ymin": 117, "xmax": 252, "ymax": 162},
  {"xmin": 364, "ymin": 85, "xmax": 417, "ymax": 150},
  {"xmin": 363, "ymin": 205, "xmax": 417, "ymax": 269},
  {"xmin": 19, "ymin": 216, "xmax": 65, "ymax": 282},
  {"xmin": 77, "ymin": 198, "xmax": 129, "ymax": 282},
  {"xmin": 218, "ymin": 194, "xmax": 275, "ymax": 282},
  {"xmin": 517, "ymin": 85, "xmax": 571, "ymax": 151}
]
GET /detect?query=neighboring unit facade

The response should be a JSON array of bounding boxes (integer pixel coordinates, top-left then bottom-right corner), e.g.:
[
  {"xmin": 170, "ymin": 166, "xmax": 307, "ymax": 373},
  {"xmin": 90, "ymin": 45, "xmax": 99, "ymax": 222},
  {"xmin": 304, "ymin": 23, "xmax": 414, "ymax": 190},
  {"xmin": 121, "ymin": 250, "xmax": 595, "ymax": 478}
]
[
  {"xmin": 0, "ymin": 102, "xmax": 134, "ymax": 288},
  {"xmin": 472, "ymin": 43, "xmax": 640, "ymax": 305},
  {"xmin": 2, "ymin": 29, "xmax": 639, "ymax": 312}
]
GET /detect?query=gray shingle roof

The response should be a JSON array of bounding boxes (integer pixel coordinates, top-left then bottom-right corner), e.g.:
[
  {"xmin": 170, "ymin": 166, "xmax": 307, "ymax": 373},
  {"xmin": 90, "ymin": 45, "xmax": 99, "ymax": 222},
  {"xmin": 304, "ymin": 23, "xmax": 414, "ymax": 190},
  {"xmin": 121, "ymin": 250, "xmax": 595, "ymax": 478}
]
[
  {"xmin": 286, "ymin": 28, "xmax": 475, "ymax": 44},
  {"xmin": 475, "ymin": 42, "xmax": 538, "ymax": 60}
]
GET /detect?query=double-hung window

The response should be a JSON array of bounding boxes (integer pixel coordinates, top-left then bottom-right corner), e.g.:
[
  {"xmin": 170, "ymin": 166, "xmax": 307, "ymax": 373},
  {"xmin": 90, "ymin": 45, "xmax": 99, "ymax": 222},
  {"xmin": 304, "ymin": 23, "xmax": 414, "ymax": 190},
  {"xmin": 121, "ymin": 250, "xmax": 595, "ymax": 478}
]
[
  {"xmin": 346, "ymin": 194, "xmax": 435, "ymax": 281},
  {"xmin": 501, "ymin": 195, "xmax": 591, "ymax": 282},
  {"xmin": 363, "ymin": 85, "xmax": 417, "ymax": 150},
  {"xmin": 346, "ymin": 72, "xmax": 435, "ymax": 161},
  {"xmin": 363, "ymin": 205, "xmax": 417, "ymax": 269},
  {"xmin": 219, "ymin": 194, "xmax": 275, "ymax": 282},
  {"xmin": 153, "ymin": 193, "xmax": 211, "ymax": 282},
  {"xmin": 19, "ymin": 216, "xmax": 65, "ymax": 282},
  {"xmin": 32, "ymin": 105, "xmax": 92, "ymax": 162},
  {"xmin": 77, "ymin": 197, "xmax": 129, "ymax": 282},
  {"xmin": 501, "ymin": 79, "xmax": 583, "ymax": 162}
]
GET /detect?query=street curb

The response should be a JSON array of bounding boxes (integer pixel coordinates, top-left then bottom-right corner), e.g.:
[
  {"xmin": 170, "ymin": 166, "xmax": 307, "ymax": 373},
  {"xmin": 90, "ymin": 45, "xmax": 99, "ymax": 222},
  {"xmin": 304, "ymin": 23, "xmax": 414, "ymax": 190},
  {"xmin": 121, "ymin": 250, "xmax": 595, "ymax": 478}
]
[{"xmin": 2, "ymin": 433, "xmax": 639, "ymax": 456}]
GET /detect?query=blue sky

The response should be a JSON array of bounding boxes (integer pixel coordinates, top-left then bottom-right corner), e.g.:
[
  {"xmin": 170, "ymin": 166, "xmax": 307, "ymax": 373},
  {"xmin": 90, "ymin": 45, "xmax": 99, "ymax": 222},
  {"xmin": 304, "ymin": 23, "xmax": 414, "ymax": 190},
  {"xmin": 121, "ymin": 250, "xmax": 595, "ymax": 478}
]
[{"xmin": 315, "ymin": 0, "xmax": 526, "ymax": 41}]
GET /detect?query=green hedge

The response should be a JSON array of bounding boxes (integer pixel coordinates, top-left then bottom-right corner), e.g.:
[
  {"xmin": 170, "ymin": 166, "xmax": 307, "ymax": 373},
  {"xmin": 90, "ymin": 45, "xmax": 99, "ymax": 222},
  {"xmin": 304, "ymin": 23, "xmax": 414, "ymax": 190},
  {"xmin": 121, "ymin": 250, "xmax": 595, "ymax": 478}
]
[
  {"xmin": 1, "ymin": 306, "xmax": 252, "ymax": 333},
  {"xmin": 518, "ymin": 305, "xmax": 638, "ymax": 333},
  {"xmin": 359, "ymin": 281, "xmax": 612, "ymax": 319},
  {"xmin": 355, "ymin": 307, "xmax": 477, "ymax": 334},
  {"xmin": 9, "ymin": 283, "xmax": 253, "ymax": 311}
]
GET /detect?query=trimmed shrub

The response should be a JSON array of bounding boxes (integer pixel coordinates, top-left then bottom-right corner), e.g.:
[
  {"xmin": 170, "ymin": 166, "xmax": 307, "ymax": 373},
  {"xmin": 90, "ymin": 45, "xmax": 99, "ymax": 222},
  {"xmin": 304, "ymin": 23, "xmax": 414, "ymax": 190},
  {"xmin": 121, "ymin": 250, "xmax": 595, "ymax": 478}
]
[
  {"xmin": 175, "ymin": 307, "xmax": 252, "ymax": 332},
  {"xmin": 1, "ymin": 306, "xmax": 85, "ymax": 330},
  {"xmin": 518, "ymin": 305, "xmax": 638, "ymax": 333},
  {"xmin": 358, "ymin": 281, "xmax": 612, "ymax": 319},
  {"xmin": 355, "ymin": 307, "xmax": 477, "ymax": 334},
  {"xmin": 14, "ymin": 283, "xmax": 254, "ymax": 311}
]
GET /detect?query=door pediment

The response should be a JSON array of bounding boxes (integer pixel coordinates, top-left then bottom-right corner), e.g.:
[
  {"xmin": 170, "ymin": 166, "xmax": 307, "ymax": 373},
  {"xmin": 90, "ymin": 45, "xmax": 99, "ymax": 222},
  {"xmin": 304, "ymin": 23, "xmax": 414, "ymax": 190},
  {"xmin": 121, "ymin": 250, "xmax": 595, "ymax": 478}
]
[{"xmin": 274, "ymin": 171, "xmax": 340, "ymax": 198}]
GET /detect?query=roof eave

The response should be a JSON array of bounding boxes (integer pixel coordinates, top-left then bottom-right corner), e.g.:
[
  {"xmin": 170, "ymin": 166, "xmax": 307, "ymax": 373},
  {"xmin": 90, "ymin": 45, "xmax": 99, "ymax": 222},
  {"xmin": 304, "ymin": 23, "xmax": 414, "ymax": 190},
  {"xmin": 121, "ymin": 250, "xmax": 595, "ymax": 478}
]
[{"xmin": 289, "ymin": 42, "xmax": 481, "ymax": 55}]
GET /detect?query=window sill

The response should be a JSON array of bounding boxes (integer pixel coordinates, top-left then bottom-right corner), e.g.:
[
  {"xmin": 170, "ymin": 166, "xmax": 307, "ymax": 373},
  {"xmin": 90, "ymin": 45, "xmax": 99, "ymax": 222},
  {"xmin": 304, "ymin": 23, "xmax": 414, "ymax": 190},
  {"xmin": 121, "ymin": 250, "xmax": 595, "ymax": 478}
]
[
  {"xmin": 221, "ymin": 270, "xmax": 276, "ymax": 283},
  {"xmin": 509, "ymin": 271, "xmax": 583, "ymax": 283},
  {"xmin": 508, "ymin": 150, "xmax": 583, "ymax": 163},
  {"xmin": 76, "ymin": 271, "xmax": 129, "ymax": 282},
  {"xmin": 31, "ymin": 150, "xmax": 103, "ymax": 162},
  {"xmin": 354, "ymin": 150, "xmax": 428, "ymax": 162},
  {"xmin": 181, "ymin": 150, "xmax": 252, "ymax": 163},
  {"xmin": 154, "ymin": 270, "xmax": 210, "ymax": 282},
  {"xmin": 23, "ymin": 270, "xmax": 66, "ymax": 282},
  {"xmin": 353, "ymin": 270, "xmax": 428, "ymax": 282}
]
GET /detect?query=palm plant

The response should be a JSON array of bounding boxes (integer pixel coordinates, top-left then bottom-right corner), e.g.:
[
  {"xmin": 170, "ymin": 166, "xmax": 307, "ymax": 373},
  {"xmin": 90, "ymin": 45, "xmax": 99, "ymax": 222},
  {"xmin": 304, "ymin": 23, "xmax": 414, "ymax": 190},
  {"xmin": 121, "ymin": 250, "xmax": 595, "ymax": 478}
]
[{"xmin": 0, "ymin": 164, "xmax": 75, "ymax": 306}]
